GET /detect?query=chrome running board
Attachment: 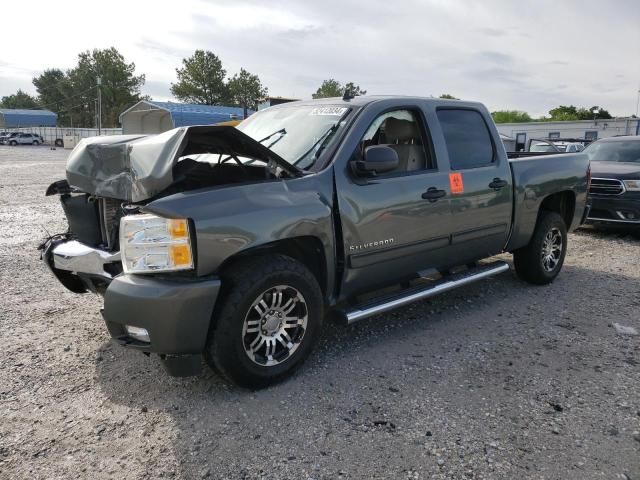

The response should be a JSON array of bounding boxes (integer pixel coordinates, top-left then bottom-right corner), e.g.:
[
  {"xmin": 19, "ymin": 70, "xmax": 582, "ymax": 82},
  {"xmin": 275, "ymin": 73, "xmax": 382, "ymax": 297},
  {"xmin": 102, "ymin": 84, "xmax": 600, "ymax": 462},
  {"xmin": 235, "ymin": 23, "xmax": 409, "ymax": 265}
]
[{"xmin": 342, "ymin": 261, "xmax": 509, "ymax": 324}]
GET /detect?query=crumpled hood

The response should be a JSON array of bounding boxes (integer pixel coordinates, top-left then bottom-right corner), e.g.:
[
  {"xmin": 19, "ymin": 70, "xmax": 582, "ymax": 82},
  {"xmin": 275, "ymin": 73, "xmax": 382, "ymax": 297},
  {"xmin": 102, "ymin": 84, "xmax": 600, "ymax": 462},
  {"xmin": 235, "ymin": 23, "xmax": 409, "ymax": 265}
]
[{"xmin": 65, "ymin": 125, "xmax": 299, "ymax": 202}]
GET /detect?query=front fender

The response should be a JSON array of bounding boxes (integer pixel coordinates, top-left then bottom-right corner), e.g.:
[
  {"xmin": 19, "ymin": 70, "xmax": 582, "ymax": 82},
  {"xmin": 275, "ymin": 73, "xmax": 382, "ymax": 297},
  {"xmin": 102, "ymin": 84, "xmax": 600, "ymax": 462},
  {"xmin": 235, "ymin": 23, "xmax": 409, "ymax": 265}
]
[{"xmin": 144, "ymin": 169, "xmax": 336, "ymax": 280}]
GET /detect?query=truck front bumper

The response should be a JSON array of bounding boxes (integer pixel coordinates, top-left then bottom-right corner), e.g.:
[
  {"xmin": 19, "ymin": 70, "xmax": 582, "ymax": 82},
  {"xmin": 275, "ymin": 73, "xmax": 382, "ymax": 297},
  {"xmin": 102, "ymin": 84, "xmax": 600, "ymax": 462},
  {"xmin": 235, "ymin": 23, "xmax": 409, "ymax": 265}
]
[{"xmin": 42, "ymin": 237, "xmax": 221, "ymax": 376}]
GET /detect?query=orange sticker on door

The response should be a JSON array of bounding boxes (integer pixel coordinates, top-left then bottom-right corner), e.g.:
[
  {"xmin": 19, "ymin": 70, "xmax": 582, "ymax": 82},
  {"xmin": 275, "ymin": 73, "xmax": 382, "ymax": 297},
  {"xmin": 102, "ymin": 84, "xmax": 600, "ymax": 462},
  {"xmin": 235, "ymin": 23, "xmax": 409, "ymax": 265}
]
[{"xmin": 449, "ymin": 172, "xmax": 464, "ymax": 194}]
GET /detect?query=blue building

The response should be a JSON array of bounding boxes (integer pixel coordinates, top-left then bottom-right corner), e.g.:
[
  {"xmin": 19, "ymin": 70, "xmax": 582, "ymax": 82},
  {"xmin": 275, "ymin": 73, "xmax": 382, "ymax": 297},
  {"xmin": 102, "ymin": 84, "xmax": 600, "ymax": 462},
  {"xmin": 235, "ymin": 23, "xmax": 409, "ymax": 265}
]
[
  {"xmin": 119, "ymin": 100, "xmax": 249, "ymax": 134},
  {"xmin": 0, "ymin": 109, "xmax": 57, "ymax": 128}
]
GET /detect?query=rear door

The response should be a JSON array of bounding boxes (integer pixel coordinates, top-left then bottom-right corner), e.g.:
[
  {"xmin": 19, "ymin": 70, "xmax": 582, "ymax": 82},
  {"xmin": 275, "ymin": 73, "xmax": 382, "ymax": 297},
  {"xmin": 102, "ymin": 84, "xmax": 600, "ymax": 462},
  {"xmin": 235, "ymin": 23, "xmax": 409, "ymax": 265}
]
[
  {"xmin": 433, "ymin": 108, "xmax": 513, "ymax": 263},
  {"xmin": 335, "ymin": 103, "xmax": 453, "ymax": 298}
]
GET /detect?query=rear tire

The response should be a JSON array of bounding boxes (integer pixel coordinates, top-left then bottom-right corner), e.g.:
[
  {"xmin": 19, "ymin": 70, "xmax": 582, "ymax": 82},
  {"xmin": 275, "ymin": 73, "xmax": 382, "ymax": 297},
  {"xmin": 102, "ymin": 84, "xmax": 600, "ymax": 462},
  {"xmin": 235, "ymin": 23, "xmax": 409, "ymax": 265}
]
[
  {"xmin": 514, "ymin": 211, "xmax": 567, "ymax": 285},
  {"xmin": 205, "ymin": 255, "xmax": 323, "ymax": 389}
]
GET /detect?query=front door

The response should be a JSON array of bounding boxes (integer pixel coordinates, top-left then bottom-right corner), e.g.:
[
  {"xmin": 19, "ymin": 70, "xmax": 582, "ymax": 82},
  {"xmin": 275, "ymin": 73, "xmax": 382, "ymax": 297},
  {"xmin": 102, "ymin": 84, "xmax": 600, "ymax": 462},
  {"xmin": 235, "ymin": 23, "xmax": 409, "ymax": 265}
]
[{"xmin": 335, "ymin": 107, "xmax": 453, "ymax": 298}]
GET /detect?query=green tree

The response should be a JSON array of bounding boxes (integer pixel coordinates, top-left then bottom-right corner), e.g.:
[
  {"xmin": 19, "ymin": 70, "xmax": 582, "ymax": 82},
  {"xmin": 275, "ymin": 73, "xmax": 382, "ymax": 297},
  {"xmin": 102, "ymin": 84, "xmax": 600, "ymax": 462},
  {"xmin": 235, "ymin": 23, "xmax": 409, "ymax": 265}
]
[
  {"xmin": 66, "ymin": 47, "xmax": 145, "ymax": 127},
  {"xmin": 30, "ymin": 48, "xmax": 145, "ymax": 128},
  {"xmin": 312, "ymin": 79, "xmax": 366, "ymax": 99},
  {"xmin": 227, "ymin": 68, "xmax": 268, "ymax": 117},
  {"xmin": 491, "ymin": 110, "xmax": 532, "ymax": 123},
  {"xmin": 33, "ymin": 69, "xmax": 72, "ymax": 125},
  {"xmin": 544, "ymin": 105, "xmax": 612, "ymax": 121},
  {"xmin": 171, "ymin": 50, "xmax": 229, "ymax": 105},
  {"xmin": 0, "ymin": 89, "xmax": 39, "ymax": 109},
  {"xmin": 439, "ymin": 94, "xmax": 459, "ymax": 100},
  {"xmin": 343, "ymin": 82, "xmax": 366, "ymax": 97}
]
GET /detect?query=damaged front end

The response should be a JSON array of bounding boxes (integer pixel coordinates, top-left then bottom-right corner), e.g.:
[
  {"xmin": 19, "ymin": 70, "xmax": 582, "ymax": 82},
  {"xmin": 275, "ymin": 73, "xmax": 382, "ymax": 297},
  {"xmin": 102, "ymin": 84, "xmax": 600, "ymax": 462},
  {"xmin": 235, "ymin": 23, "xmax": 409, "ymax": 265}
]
[
  {"xmin": 39, "ymin": 125, "xmax": 299, "ymax": 375},
  {"xmin": 41, "ymin": 125, "xmax": 300, "ymax": 296},
  {"xmin": 39, "ymin": 179, "xmax": 127, "ymax": 294}
]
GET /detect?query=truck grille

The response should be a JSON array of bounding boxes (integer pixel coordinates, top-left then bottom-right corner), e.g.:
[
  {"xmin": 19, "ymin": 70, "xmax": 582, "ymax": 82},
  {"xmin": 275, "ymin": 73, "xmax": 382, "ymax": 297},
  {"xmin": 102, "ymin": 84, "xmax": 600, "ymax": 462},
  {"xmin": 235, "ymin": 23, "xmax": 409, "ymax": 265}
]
[
  {"xmin": 589, "ymin": 178, "xmax": 625, "ymax": 196},
  {"xmin": 99, "ymin": 197, "xmax": 121, "ymax": 250}
]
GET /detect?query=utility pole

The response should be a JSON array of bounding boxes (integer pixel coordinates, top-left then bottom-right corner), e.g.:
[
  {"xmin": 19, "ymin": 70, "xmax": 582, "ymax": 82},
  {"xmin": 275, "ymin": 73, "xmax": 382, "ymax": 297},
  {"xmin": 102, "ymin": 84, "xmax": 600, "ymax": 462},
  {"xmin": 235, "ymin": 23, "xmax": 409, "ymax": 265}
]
[{"xmin": 97, "ymin": 76, "xmax": 102, "ymax": 135}]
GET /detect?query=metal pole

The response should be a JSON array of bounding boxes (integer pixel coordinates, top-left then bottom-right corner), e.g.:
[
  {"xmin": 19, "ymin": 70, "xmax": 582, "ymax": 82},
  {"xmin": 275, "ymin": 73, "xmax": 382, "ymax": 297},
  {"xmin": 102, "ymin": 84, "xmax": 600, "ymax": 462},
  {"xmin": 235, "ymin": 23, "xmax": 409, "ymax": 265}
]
[
  {"xmin": 97, "ymin": 76, "xmax": 102, "ymax": 135},
  {"xmin": 636, "ymin": 85, "xmax": 640, "ymax": 117}
]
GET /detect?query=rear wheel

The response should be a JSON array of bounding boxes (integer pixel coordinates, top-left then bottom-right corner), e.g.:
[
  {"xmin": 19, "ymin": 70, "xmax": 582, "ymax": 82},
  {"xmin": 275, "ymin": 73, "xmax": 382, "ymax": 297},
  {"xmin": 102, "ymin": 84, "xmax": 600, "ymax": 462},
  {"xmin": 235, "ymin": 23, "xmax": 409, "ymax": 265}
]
[
  {"xmin": 514, "ymin": 211, "xmax": 567, "ymax": 285},
  {"xmin": 205, "ymin": 255, "xmax": 323, "ymax": 388}
]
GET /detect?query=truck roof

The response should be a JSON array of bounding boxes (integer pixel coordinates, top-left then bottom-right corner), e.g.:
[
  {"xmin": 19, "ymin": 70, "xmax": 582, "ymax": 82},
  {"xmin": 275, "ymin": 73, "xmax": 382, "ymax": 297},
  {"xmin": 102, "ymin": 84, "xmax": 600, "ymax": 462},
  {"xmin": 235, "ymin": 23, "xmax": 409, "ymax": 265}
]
[{"xmin": 269, "ymin": 95, "xmax": 485, "ymax": 110}]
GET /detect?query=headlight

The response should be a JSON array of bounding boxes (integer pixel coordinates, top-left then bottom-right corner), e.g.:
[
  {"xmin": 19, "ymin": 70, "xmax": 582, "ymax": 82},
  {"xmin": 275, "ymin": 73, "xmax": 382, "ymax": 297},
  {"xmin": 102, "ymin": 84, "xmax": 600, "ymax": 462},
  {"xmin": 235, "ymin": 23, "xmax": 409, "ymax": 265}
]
[
  {"xmin": 623, "ymin": 179, "xmax": 640, "ymax": 191},
  {"xmin": 120, "ymin": 214, "xmax": 194, "ymax": 274}
]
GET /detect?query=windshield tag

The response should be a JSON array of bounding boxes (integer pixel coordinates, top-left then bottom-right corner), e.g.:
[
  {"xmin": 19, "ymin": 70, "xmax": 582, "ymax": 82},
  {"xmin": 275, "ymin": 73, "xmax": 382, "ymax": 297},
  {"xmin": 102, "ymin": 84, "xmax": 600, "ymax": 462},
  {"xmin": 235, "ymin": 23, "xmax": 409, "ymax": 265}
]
[{"xmin": 310, "ymin": 107, "xmax": 348, "ymax": 116}]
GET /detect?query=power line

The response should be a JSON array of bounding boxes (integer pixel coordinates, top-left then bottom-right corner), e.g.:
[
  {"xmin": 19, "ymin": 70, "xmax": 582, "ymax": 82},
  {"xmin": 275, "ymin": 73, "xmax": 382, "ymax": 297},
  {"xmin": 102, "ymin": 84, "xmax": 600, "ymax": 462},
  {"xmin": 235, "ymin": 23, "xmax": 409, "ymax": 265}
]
[{"xmin": 31, "ymin": 85, "xmax": 96, "ymax": 110}]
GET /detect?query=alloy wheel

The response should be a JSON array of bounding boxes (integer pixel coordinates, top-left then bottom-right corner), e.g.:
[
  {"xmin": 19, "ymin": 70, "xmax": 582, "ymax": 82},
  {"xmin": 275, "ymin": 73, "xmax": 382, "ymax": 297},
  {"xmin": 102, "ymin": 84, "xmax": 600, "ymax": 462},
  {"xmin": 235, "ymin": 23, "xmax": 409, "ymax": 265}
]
[
  {"xmin": 242, "ymin": 285, "xmax": 308, "ymax": 367},
  {"xmin": 541, "ymin": 227, "xmax": 563, "ymax": 272}
]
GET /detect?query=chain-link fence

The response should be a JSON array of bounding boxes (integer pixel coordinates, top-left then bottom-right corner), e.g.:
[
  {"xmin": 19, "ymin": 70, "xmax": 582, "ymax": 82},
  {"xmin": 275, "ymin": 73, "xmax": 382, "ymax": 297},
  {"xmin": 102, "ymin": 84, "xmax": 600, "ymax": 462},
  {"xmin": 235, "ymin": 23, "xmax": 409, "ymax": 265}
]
[{"xmin": 0, "ymin": 126, "xmax": 122, "ymax": 146}]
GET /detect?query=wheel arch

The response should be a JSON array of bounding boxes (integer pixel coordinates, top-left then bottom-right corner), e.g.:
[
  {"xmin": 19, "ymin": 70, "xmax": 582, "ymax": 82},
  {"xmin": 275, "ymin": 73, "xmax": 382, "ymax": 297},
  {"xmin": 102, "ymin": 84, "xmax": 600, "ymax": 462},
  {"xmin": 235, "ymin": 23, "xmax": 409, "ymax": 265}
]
[
  {"xmin": 538, "ymin": 190, "xmax": 576, "ymax": 228},
  {"xmin": 217, "ymin": 236, "xmax": 329, "ymax": 300}
]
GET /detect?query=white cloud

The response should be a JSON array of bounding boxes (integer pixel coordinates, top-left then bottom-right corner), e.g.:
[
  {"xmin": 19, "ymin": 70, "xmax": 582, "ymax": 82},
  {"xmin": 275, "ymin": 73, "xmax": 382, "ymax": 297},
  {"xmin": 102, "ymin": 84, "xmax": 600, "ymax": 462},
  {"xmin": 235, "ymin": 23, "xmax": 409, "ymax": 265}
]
[{"xmin": 0, "ymin": 0, "xmax": 638, "ymax": 117}]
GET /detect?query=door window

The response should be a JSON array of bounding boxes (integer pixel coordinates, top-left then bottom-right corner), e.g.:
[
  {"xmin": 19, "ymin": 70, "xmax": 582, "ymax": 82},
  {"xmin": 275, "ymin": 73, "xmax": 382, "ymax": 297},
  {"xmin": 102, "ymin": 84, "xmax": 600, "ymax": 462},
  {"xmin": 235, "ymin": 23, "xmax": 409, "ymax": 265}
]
[
  {"xmin": 357, "ymin": 109, "xmax": 434, "ymax": 174},
  {"xmin": 437, "ymin": 109, "xmax": 495, "ymax": 170}
]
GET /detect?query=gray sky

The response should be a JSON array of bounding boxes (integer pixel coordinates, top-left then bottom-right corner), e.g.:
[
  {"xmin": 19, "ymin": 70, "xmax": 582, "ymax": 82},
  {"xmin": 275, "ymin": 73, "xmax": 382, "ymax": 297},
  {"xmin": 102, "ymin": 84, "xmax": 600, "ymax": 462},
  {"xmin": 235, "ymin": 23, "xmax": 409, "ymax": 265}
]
[{"xmin": 1, "ymin": 0, "xmax": 639, "ymax": 117}]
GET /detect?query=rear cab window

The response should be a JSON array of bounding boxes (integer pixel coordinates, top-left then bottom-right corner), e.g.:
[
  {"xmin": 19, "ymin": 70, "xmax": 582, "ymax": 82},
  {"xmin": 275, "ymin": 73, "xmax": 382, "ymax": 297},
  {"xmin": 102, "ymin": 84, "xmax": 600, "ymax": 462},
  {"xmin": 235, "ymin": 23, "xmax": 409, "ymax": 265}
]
[{"xmin": 436, "ymin": 109, "xmax": 495, "ymax": 170}]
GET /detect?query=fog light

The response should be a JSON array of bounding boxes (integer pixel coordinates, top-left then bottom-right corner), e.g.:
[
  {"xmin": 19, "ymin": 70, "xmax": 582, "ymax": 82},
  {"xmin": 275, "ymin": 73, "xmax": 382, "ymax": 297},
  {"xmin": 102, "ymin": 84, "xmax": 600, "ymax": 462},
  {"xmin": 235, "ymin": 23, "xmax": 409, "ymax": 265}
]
[
  {"xmin": 124, "ymin": 325, "xmax": 150, "ymax": 343},
  {"xmin": 616, "ymin": 211, "xmax": 637, "ymax": 220}
]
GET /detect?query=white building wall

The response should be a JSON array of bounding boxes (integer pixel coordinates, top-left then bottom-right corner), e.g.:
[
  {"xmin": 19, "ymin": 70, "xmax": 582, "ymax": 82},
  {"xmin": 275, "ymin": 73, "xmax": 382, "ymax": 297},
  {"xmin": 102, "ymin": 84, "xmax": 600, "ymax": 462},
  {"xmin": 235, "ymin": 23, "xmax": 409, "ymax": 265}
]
[{"xmin": 496, "ymin": 118, "xmax": 640, "ymax": 143}]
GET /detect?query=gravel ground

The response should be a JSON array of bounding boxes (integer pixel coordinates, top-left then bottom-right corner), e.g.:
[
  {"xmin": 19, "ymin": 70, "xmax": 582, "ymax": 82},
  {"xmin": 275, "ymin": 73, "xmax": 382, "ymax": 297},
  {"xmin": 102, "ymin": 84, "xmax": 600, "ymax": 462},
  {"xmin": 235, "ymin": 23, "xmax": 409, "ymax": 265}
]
[{"xmin": 1, "ymin": 145, "xmax": 639, "ymax": 480}]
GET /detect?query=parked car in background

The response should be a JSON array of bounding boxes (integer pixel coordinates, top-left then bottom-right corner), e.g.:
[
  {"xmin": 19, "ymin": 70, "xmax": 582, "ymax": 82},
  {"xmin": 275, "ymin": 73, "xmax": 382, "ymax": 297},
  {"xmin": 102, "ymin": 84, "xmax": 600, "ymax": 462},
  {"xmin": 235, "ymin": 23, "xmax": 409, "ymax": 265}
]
[
  {"xmin": 3, "ymin": 133, "xmax": 43, "ymax": 145},
  {"xmin": 0, "ymin": 132, "xmax": 19, "ymax": 145},
  {"xmin": 554, "ymin": 141, "xmax": 584, "ymax": 153},
  {"xmin": 529, "ymin": 139, "xmax": 584, "ymax": 153},
  {"xmin": 585, "ymin": 136, "xmax": 640, "ymax": 226}
]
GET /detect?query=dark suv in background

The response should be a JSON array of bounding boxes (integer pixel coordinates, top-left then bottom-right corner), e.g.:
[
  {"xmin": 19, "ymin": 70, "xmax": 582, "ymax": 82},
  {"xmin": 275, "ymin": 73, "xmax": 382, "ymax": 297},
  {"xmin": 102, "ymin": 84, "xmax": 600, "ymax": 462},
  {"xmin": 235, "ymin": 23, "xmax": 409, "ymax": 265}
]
[{"xmin": 585, "ymin": 136, "xmax": 640, "ymax": 227}]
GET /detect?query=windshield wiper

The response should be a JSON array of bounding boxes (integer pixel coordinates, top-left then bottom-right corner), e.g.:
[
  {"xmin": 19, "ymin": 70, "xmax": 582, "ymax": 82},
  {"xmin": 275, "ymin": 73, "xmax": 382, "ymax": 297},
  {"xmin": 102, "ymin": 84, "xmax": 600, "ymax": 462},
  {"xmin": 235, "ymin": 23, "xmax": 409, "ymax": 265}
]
[
  {"xmin": 258, "ymin": 128, "xmax": 287, "ymax": 150},
  {"xmin": 293, "ymin": 123, "xmax": 340, "ymax": 170}
]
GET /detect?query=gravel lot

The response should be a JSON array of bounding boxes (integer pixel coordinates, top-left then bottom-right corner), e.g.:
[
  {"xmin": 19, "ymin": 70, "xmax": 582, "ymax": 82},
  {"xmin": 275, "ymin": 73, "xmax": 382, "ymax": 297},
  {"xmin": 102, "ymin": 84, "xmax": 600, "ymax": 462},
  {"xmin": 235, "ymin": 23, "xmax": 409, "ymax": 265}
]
[{"xmin": 1, "ymin": 145, "xmax": 639, "ymax": 480}]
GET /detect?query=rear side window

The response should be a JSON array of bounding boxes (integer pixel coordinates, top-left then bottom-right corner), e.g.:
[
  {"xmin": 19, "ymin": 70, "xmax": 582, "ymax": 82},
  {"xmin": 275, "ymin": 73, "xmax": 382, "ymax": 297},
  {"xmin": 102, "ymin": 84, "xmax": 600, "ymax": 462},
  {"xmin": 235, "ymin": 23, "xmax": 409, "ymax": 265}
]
[{"xmin": 437, "ymin": 109, "xmax": 494, "ymax": 169}]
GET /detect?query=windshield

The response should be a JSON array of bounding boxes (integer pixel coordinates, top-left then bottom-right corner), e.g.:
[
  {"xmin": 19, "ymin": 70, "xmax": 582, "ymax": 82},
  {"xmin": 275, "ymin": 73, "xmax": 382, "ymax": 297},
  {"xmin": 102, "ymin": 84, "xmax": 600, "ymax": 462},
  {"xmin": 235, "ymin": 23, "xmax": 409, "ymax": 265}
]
[
  {"xmin": 237, "ymin": 105, "xmax": 351, "ymax": 169},
  {"xmin": 583, "ymin": 140, "xmax": 640, "ymax": 163}
]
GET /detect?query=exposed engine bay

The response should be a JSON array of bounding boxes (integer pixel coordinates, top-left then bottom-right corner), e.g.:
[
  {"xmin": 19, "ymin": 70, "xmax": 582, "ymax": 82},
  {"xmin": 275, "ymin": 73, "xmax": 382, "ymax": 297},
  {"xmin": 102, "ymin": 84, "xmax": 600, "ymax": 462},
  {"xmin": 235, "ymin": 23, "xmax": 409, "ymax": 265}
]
[{"xmin": 41, "ymin": 125, "xmax": 299, "ymax": 294}]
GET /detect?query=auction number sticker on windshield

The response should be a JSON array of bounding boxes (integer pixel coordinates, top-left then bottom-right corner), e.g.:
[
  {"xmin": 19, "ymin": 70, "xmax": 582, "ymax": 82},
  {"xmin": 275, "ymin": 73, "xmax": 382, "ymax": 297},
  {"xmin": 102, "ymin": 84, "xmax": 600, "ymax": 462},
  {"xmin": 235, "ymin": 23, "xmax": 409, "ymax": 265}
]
[{"xmin": 310, "ymin": 107, "xmax": 348, "ymax": 116}]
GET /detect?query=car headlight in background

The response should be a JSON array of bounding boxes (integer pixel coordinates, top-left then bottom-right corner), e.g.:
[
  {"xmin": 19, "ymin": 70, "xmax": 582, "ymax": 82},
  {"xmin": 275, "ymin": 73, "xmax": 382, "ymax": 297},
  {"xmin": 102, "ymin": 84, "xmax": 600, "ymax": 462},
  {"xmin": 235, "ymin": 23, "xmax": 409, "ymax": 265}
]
[
  {"xmin": 623, "ymin": 179, "xmax": 640, "ymax": 191},
  {"xmin": 120, "ymin": 214, "xmax": 194, "ymax": 274}
]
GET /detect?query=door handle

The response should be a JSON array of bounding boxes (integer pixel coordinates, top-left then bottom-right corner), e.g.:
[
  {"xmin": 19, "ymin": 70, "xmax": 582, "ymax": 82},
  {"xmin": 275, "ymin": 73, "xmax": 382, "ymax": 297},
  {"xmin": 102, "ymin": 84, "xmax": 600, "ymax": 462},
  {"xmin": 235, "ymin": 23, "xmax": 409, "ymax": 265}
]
[
  {"xmin": 489, "ymin": 178, "xmax": 508, "ymax": 189},
  {"xmin": 422, "ymin": 187, "xmax": 446, "ymax": 202}
]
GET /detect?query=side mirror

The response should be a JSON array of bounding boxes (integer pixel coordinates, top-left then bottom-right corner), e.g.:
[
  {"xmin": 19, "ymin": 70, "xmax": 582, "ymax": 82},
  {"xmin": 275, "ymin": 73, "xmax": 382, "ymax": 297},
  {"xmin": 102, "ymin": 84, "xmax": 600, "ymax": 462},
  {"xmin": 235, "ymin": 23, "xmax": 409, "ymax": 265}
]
[{"xmin": 352, "ymin": 145, "xmax": 399, "ymax": 176}]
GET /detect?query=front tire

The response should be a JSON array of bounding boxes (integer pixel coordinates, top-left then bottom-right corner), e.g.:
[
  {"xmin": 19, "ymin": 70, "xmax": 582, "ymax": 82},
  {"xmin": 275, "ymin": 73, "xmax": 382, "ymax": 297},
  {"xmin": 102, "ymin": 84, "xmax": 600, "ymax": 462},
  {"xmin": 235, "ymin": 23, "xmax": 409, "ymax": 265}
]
[
  {"xmin": 9, "ymin": 140, "xmax": 17, "ymax": 146},
  {"xmin": 205, "ymin": 255, "xmax": 323, "ymax": 388},
  {"xmin": 514, "ymin": 211, "xmax": 567, "ymax": 285}
]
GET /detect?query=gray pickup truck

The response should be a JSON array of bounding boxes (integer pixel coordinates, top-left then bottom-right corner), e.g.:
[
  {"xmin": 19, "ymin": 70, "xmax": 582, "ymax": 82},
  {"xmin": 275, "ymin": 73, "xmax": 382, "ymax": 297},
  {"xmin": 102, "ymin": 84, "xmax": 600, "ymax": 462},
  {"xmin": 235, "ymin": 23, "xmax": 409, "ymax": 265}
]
[{"xmin": 41, "ymin": 96, "xmax": 590, "ymax": 388}]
